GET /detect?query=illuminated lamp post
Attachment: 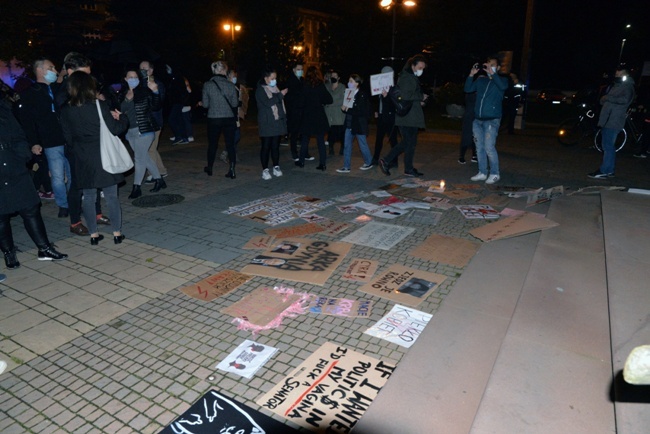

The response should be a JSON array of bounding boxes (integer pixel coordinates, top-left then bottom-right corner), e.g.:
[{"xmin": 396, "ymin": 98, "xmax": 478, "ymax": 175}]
[
  {"xmin": 379, "ymin": 0, "xmax": 417, "ymax": 64},
  {"xmin": 223, "ymin": 23, "xmax": 242, "ymax": 62}
]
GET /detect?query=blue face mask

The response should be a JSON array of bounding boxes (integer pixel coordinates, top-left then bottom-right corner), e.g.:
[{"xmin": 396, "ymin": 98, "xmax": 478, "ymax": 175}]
[
  {"xmin": 295, "ymin": 70, "xmax": 303, "ymax": 78},
  {"xmin": 347, "ymin": 82, "xmax": 356, "ymax": 89},
  {"xmin": 231, "ymin": 77, "xmax": 237, "ymax": 84},
  {"xmin": 126, "ymin": 78, "xmax": 140, "ymax": 89},
  {"xmin": 268, "ymin": 79, "xmax": 277, "ymax": 87},
  {"xmin": 44, "ymin": 70, "xmax": 58, "ymax": 84}
]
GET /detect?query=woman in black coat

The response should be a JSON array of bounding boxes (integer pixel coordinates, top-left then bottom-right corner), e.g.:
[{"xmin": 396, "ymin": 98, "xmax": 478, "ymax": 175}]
[
  {"xmin": 60, "ymin": 71, "xmax": 129, "ymax": 246},
  {"xmin": 0, "ymin": 88, "xmax": 67, "ymax": 270},
  {"xmin": 296, "ymin": 66, "xmax": 333, "ymax": 170},
  {"xmin": 338, "ymin": 74, "xmax": 373, "ymax": 173}
]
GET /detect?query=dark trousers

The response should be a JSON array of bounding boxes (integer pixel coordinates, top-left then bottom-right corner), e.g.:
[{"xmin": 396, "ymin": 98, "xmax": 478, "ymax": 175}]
[
  {"xmin": 300, "ymin": 134, "xmax": 326, "ymax": 166},
  {"xmin": 459, "ymin": 112, "xmax": 477, "ymax": 159},
  {"xmin": 373, "ymin": 115, "xmax": 398, "ymax": 161},
  {"xmin": 260, "ymin": 136, "xmax": 280, "ymax": 169},
  {"xmin": 328, "ymin": 125, "xmax": 345, "ymax": 155},
  {"xmin": 67, "ymin": 155, "xmax": 101, "ymax": 226},
  {"xmin": 384, "ymin": 126, "xmax": 419, "ymax": 173},
  {"xmin": 168, "ymin": 104, "xmax": 188, "ymax": 140},
  {"xmin": 30, "ymin": 155, "xmax": 52, "ymax": 192},
  {"xmin": 207, "ymin": 117, "xmax": 236, "ymax": 168},
  {"xmin": 289, "ymin": 132, "xmax": 301, "ymax": 159},
  {"xmin": 0, "ymin": 203, "xmax": 50, "ymax": 252}
]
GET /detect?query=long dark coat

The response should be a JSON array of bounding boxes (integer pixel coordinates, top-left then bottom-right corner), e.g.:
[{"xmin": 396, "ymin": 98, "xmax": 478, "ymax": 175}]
[
  {"xmin": 0, "ymin": 101, "xmax": 40, "ymax": 214},
  {"xmin": 299, "ymin": 83, "xmax": 333, "ymax": 136},
  {"xmin": 60, "ymin": 100, "xmax": 129, "ymax": 189},
  {"xmin": 256, "ymin": 84, "xmax": 287, "ymax": 138}
]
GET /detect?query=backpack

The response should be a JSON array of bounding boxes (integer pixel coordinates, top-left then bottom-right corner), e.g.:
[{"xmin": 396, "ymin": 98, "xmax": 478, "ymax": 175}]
[{"xmin": 387, "ymin": 85, "xmax": 413, "ymax": 117}]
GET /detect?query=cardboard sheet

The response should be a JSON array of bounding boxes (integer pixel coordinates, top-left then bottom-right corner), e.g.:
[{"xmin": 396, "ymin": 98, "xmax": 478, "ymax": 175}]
[
  {"xmin": 341, "ymin": 222, "xmax": 415, "ymax": 251},
  {"xmin": 242, "ymin": 235, "xmax": 276, "ymax": 250},
  {"xmin": 469, "ymin": 212, "xmax": 559, "ymax": 242},
  {"xmin": 409, "ymin": 234, "xmax": 480, "ymax": 268},
  {"xmin": 265, "ymin": 223, "xmax": 326, "ymax": 238},
  {"xmin": 341, "ymin": 258, "xmax": 379, "ymax": 283},
  {"xmin": 358, "ymin": 265, "xmax": 447, "ymax": 307},
  {"xmin": 179, "ymin": 270, "xmax": 251, "ymax": 301}
]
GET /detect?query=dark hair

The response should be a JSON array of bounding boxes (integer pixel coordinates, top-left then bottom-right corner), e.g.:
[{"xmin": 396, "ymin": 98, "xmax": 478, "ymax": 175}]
[
  {"xmin": 305, "ymin": 65, "xmax": 323, "ymax": 87},
  {"xmin": 33, "ymin": 57, "xmax": 51, "ymax": 74},
  {"xmin": 63, "ymin": 52, "xmax": 92, "ymax": 72},
  {"xmin": 67, "ymin": 71, "xmax": 96, "ymax": 106},
  {"xmin": 403, "ymin": 55, "xmax": 427, "ymax": 72},
  {"xmin": 486, "ymin": 55, "xmax": 500, "ymax": 65},
  {"xmin": 349, "ymin": 73, "xmax": 363, "ymax": 85},
  {"xmin": 262, "ymin": 66, "xmax": 276, "ymax": 79}
]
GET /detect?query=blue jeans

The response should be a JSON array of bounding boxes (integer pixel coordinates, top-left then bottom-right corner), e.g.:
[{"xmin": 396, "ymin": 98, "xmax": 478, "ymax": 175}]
[
  {"xmin": 472, "ymin": 119, "xmax": 501, "ymax": 176},
  {"xmin": 43, "ymin": 146, "xmax": 70, "ymax": 208},
  {"xmin": 599, "ymin": 127, "xmax": 618, "ymax": 175},
  {"xmin": 343, "ymin": 129, "xmax": 372, "ymax": 169}
]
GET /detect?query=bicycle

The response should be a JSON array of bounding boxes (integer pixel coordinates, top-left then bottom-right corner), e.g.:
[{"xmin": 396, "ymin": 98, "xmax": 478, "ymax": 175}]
[
  {"xmin": 557, "ymin": 103, "xmax": 598, "ymax": 146},
  {"xmin": 593, "ymin": 108, "xmax": 643, "ymax": 153}
]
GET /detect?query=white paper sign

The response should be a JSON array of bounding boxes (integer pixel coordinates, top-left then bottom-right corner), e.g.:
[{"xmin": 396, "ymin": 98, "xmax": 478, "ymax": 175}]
[
  {"xmin": 365, "ymin": 304, "xmax": 432, "ymax": 348},
  {"xmin": 370, "ymin": 72, "xmax": 395, "ymax": 96},
  {"xmin": 216, "ymin": 340, "xmax": 278, "ymax": 379},
  {"xmin": 343, "ymin": 88, "xmax": 356, "ymax": 108},
  {"xmin": 341, "ymin": 221, "xmax": 414, "ymax": 250}
]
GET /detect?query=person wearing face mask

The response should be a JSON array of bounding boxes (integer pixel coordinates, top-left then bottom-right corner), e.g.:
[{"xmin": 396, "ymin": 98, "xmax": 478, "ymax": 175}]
[
  {"xmin": 464, "ymin": 56, "xmax": 508, "ymax": 184},
  {"xmin": 296, "ymin": 66, "xmax": 333, "ymax": 170},
  {"xmin": 118, "ymin": 67, "xmax": 165, "ymax": 198},
  {"xmin": 337, "ymin": 74, "xmax": 373, "ymax": 173},
  {"xmin": 379, "ymin": 55, "xmax": 429, "ymax": 177},
  {"xmin": 139, "ymin": 60, "xmax": 168, "ymax": 183},
  {"xmin": 324, "ymin": 69, "xmax": 346, "ymax": 156},
  {"xmin": 372, "ymin": 65, "xmax": 399, "ymax": 167},
  {"xmin": 16, "ymin": 57, "xmax": 72, "ymax": 218},
  {"xmin": 256, "ymin": 67, "xmax": 288, "ymax": 180},
  {"xmin": 168, "ymin": 68, "xmax": 192, "ymax": 145},
  {"xmin": 219, "ymin": 69, "xmax": 249, "ymax": 164},
  {"xmin": 588, "ymin": 67, "xmax": 635, "ymax": 179},
  {"xmin": 284, "ymin": 63, "xmax": 313, "ymax": 162}
]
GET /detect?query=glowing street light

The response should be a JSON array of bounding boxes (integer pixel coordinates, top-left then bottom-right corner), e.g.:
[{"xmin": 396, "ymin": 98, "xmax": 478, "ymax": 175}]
[
  {"xmin": 379, "ymin": 0, "xmax": 417, "ymax": 64},
  {"xmin": 618, "ymin": 24, "xmax": 631, "ymax": 65},
  {"xmin": 223, "ymin": 23, "xmax": 242, "ymax": 62}
]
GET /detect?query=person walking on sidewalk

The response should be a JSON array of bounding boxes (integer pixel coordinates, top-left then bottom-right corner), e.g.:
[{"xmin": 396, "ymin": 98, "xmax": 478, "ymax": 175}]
[
  {"xmin": 325, "ymin": 69, "xmax": 346, "ymax": 156},
  {"xmin": 60, "ymin": 72, "xmax": 129, "ymax": 246},
  {"xmin": 296, "ymin": 66, "xmax": 332, "ymax": 170},
  {"xmin": 119, "ymin": 67, "xmax": 166, "ymax": 198},
  {"xmin": 464, "ymin": 56, "xmax": 508, "ymax": 184},
  {"xmin": 1, "ymin": 88, "xmax": 68, "ymax": 270},
  {"xmin": 140, "ymin": 60, "xmax": 168, "ymax": 183},
  {"xmin": 588, "ymin": 67, "xmax": 635, "ymax": 178},
  {"xmin": 372, "ymin": 66, "xmax": 399, "ymax": 166},
  {"xmin": 338, "ymin": 74, "xmax": 373, "ymax": 173},
  {"xmin": 379, "ymin": 55, "xmax": 429, "ymax": 177},
  {"xmin": 201, "ymin": 61, "xmax": 239, "ymax": 178},
  {"xmin": 256, "ymin": 67, "xmax": 288, "ymax": 180}
]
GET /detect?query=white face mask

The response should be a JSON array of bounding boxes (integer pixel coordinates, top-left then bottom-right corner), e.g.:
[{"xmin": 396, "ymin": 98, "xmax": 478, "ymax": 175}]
[
  {"xmin": 295, "ymin": 70, "xmax": 303, "ymax": 78},
  {"xmin": 414, "ymin": 69, "xmax": 423, "ymax": 77},
  {"xmin": 231, "ymin": 77, "xmax": 237, "ymax": 84},
  {"xmin": 491, "ymin": 66, "xmax": 497, "ymax": 73}
]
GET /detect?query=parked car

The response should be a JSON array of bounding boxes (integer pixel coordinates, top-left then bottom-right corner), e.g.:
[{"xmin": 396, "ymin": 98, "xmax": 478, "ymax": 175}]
[{"xmin": 536, "ymin": 88, "xmax": 567, "ymax": 104}]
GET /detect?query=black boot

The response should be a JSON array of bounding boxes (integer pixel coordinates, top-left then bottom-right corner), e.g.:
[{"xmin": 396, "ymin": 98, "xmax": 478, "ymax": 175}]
[
  {"xmin": 225, "ymin": 163, "xmax": 236, "ymax": 179},
  {"xmin": 149, "ymin": 178, "xmax": 167, "ymax": 192},
  {"xmin": 3, "ymin": 249, "xmax": 20, "ymax": 270},
  {"xmin": 38, "ymin": 244, "xmax": 68, "ymax": 261},
  {"xmin": 128, "ymin": 184, "xmax": 142, "ymax": 199}
]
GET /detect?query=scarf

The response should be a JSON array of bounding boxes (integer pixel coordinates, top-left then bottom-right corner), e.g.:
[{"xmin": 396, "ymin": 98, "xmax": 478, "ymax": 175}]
[{"xmin": 262, "ymin": 85, "xmax": 285, "ymax": 121}]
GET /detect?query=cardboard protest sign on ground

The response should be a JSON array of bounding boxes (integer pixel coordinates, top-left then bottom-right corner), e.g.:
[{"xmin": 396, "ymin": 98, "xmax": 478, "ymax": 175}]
[
  {"xmin": 341, "ymin": 258, "xmax": 379, "ymax": 283},
  {"xmin": 370, "ymin": 71, "xmax": 394, "ymax": 95},
  {"xmin": 469, "ymin": 212, "xmax": 559, "ymax": 242},
  {"xmin": 224, "ymin": 192, "xmax": 334, "ymax": 226},
  {"xmin": 366, "ymin": 205, "xmax": 409, "ymax": 219},
  {"xmin": 444, "ymin": 189, "xmax": 478, "ymax": 200},
  {"xmin": 358, "ymin": 265, "xmax": 446, "ymax": 307},
  {"xmin": 216, "ymin": 340, "xmax": 278, "ymax": 379},
  {"xmin": 526, "ymin": 185, "xmax": 564, "ymax": 206},
  {"xmin": 265, "ymin": 223, "xmax": 326, "ymax": 238},
  {"xmin": 159, "ymin": 390, "xmax": 296, "ymax": 434},
  {"xmin": 365, "ymin": 304, "xmax": 432, "ymax": 348},
  {"xmin": 221, "ymin": 286, "xmax": 309, "ymax": 334},
  {"xmin": 479, "ymin": 193, "xmax": 511, "ymax": 208},
  {"xmin": 180, "ymin": 270, "xmax": 251, "ymax": 301},
  {"xmin": 307, "ymin": 296, "xmax": 372, "ymax": 317},
  {"xmin": 242, "ymin": 234, "xmax": 276, "ymax": 250},
  {"xmin": 456, "ymin": 205, "xmax": 500, "ymax": 219},
  {"xmin": 256, "ymin": 342, "xmax": 396, "ymax": 433},
  {"xmin": 317, "ymin": 219, "xmax": 351, "ymax": 235},
  {"xmin": 341, "ymin": 222, "xmax": 414, "ymax": 251},
  {"xmin": 241, "ymin": 238, "xmax": 351, "ymax": 285},
  {"xmin": 409, "ymin": 233, "xmax": 480, "ymax": 268}
]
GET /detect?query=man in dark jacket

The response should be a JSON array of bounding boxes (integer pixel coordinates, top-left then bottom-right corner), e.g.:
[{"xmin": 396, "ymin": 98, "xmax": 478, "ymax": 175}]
[
  {"xmin": 588, "ymin": 67, "xmax": 635, "ymax": 178},
  {"xmin": 464, "ymin": 56, "xmax": 508, "ymax": 184},
  {"xmin": 16, "ymin": 58, "xmax": 71, "ymax": 217},
  {"xmin": 140, "ymin": 60, "xmax": 168, "ymax": 181},
  {"xmin": 372, "ymin": 66, "xmax": 399, "ymax": 167},
  {"xmin": 285, "ymin": 63, "xmax": 312, "ymax": 161}
]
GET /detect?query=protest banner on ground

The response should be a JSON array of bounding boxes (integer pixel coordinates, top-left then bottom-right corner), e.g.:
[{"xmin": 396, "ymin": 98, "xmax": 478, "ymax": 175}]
[
  {"xmin": 179, "ymin": 270, "xmax": 251, "ymax": 301},
  {"xmin": 341, "ymin": 258, "xmax": 379, "ymax": 283},
  {"xmin": 358, "ymin": 265, "xmax": 446, "ymax": 307},
  {"xmin": 265, "ymin": 223, "xmax": 326, "ymax": 238},
  {"xmin": 241, "ymin": 238, "xmax": 351, "ymax": 285},
  {"xmin": 316, "ymin": 219, "xmax": 351, "ymax": 235},
  {"xmin": 216, "ymin": 340, "xmax": 278, "ymax": 379},
  {"xmin": 341, "ymin": 222, "xmax": 414, "ymax": 251},
  {"xmin": 365, "ymin": 304, "xmax": 432, "ymax": 348},
  {"xmin": 443, "ymin": 189, "xmax": 478, "ymax": 200},
  {"xmin": 469, "ymin": 212, "xmax": 559, "ymax": 242},
  {"xmin": 307, "ymin": 296, "xmax": 372, "ymax": 317},
  {"xmin": 242, "ymin": 234, "xmax": 276, "ymax": 250},
  {"xmin": 256, "ymin": 342, "xmax": 396, "ymax": 433},
  {"xmin": 479, "ymin": 193, "xmax": 511, "ymax": 208},
  {"xmin": 526, "ymin": 185, "xmax": 564, "ymax": 206},
  {"xmin": 221, "ymin": 286, "xmax": 309, "ymax": 334},
  {"xmin": 409, "ymin": 233, "xmax": 480, "ymax": 268},
  {"xmin": 159, "ymin": 390, "xmax": 296, "ymax": 434},
  {"xmin": 456, "ymin": 205, "xmax": 500, "ymax": 219}
]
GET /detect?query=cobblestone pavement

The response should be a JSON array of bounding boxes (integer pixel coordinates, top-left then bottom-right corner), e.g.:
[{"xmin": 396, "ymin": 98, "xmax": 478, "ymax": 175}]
[{"xmin": 1, "ymin": 120, "xmax": 648, "ymax": 433}]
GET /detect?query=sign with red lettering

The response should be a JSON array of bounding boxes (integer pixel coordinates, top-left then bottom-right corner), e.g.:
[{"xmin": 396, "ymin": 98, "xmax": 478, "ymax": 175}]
[
  {"xmin": 307, "ymin": 296, "xmax": 372, "ymax": 318},
  {"xmin": 365, "ymin": 304, "xmax": 432, "ymax": 348},
  {"xmin": 358, "ymin": 265, "xmax": 447, "ymax": 307},
  {"xmin": 341, "ymin": 258, "xmax": 379, "ymax": 283},
  {"xmin": 256, "ymin": 342, "xmax": 395, "ymax": 433}
]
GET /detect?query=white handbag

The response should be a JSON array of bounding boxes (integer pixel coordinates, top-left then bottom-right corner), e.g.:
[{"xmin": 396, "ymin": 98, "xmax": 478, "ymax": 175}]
[{"xmin": 97, "ymin": 100, "xmax": 133, "ymax": 174}]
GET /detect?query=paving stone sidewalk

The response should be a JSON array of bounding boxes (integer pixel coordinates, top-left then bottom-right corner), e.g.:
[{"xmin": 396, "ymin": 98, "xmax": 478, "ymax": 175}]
[{"xmin": 1, "ymin": 121, "xmax": 648, "ymax": 433}]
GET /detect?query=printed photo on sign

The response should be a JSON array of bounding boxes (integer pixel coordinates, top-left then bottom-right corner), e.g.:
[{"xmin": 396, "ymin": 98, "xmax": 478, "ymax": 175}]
[
  {"xmin": 159, "ymin": 389, "xmax": 296, "ymax": 434},
  {"xmin": 358, "ymin": 264, "xmax": 447, "ymax": 307},
  {"xmin": 271, "ymin": 242, "xmax": 300, "ymax": 255},
  {"xmin": 397, "ymin": 277, "xmax": 434, "ymax": 298},
  {"xmin": 217, "ymin": 339, "xmax": 278, "ymax": 379},
  {"xmin": 365, "ymin": 304, "xmax": 432, "ymax": 348},
  {"xmin": 256, "ymin": 342, "xmax": 396, "ymax": 433}
]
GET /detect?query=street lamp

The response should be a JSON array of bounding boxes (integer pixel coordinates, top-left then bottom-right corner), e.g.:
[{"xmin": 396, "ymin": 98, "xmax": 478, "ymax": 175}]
[
  {"xmin": 617, "ymin": 24, "xmax": 631, "ymax": 66},
  {"xmin": 379, "ymin": 0, "xmax": 417, "ymax": 65},
  {"xmin": 223, "ymin": 23, "xmax": 242, "ymax": 62}
]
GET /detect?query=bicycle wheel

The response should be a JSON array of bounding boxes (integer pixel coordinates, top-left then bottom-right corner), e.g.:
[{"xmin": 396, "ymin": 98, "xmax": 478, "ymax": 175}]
[
  {"xmin": 557, "ymin": 118, "xmax": 584, "ymax": 146},
  {"xmin": 594, "ymin": 129, "xmax": 627, "ymax": 152}
]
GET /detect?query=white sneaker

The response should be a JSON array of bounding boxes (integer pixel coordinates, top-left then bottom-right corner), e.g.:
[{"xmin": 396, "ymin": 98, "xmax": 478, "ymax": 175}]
[
  {"xmin": 0, "ymin": 360, "xmax": 6, "ymax": 375},
  {"xmin": 471, "ymin": 173, "xmax": 487, "ymax": 181},
  {"xmin": 485, "ymin": 174, "xmax": 500, "ymax": 184},
  {"xmin": 336, "ymin": 167, "xmax": 350, "ymax": 173},
  {"xmin": 187, "ymin": 136, "xmax": 194, "ymax": 142},
  {"xmin": 262, "ymin": 169, "xmax": 272, "ymax": 180},
  {"xmin": 325, "ymin": 141, "xmax": 329, "ymax": 146},
  {"xmin": 169, "ymin": 136, "xmax": 176, "ymax": 141},
  {"xmin": 359, "ymin": 164, "xmax": 373, "ymax": 171},
  {"xmin": 272, "ymin": 166, "xmax": 283, "ymax": 177}
]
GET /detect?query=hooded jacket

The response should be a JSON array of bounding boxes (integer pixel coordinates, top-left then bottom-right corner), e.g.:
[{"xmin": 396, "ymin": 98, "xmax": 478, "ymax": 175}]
[
  {"xmin": 598, "ymin": 76, "xmax": 635, "ymax": 130},
  {"xmin": 464, "ymin": 73, "xmax": 508, "ymax": 120}
]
